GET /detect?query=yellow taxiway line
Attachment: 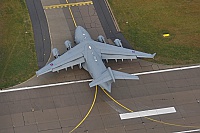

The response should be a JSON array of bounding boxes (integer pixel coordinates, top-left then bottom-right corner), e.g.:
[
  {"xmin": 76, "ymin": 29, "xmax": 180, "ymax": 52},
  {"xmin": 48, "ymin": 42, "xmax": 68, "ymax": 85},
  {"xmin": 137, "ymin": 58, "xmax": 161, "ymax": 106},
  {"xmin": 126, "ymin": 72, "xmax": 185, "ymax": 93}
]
[
  {"xmin": 66, "ymin": 0, "xmax": 77, "ymax": 27},
  {"xmin": 102, "ymin": 88, "xmax": 200, "ymax": 129},
  {"xmin": 43, "ymin": 1, "xmax": 93, "ymax": 10},
  {"xmin": 69, "ymin": 86, "xmax": 98, "ymax": 133},
  {"xmin": 43, "ymin": 1, "xmax": 93, "ymax": 27}
]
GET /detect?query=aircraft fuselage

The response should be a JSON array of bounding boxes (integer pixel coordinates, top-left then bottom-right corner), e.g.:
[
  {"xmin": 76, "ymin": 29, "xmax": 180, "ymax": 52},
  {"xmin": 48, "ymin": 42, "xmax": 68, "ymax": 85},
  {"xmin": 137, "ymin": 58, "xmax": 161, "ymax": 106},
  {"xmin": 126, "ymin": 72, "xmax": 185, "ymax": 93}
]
[
  {"xmin": 36, "ymin": 26, "xmax": 155, "ymax": 92},
  {"xmin": 75, "ymin": 26, "xmax": 111, "ymax": 89}
]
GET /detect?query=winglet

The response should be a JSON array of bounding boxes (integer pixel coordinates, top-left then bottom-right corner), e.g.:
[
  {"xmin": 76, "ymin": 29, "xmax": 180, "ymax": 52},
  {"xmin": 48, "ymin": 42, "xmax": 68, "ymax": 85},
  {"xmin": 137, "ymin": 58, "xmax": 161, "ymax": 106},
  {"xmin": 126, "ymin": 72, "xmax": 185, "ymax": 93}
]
[
  {"xmin": 36, "ymin": 72, "xmax": 39, "ymax": 77},
  {"xmin": 36, "ymin": 71, "xmax": 40, "ymax": 77},
  {"xmin": 152, "ymin": 53, "xmax": 156, "ymax": 59}
]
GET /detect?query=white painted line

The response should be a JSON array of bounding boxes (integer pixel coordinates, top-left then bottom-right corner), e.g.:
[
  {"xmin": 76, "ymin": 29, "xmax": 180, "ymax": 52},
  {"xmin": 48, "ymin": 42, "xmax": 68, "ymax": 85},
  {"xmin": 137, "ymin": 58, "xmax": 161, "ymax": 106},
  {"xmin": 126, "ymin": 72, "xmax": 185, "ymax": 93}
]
[
  {"xmin": 0, "ymin": 65, "xmax": 199, "ymax": 93},
  {"xmin": 173, "ymin": 129, "xmax": 200, "ymax": 133},
  {"xmin": 133, "ymin": 65, "xmax": 200, "ymax": 76},
  {"xmin": 119, "ymin": 107, "xmax": 176, "ymax": 120},
  {"xmin": 0, "ymin": 79, "xmax": 92, "ymax": 93}
]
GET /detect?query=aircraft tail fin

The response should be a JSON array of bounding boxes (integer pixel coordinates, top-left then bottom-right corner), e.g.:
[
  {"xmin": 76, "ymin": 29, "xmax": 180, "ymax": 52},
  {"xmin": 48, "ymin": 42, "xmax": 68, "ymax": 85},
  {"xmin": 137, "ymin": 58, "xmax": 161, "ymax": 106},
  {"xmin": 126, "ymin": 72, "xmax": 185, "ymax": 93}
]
[{"xmin": 89, "ymin": 67, "xmax": 139, "ymax": 92}]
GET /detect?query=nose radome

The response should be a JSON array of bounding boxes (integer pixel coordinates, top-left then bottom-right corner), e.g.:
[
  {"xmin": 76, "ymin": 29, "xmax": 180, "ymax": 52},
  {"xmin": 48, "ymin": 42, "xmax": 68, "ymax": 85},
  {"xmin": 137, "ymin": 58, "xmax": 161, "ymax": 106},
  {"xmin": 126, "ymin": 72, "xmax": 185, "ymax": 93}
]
[
  {"xmin": 76, "ymin": 26, "xmax": 82, "ymax": 29},
  {"xmin": 75, "ymin": 26, "xmax": 86, "ymax": 35},
  {"xmin": 75, "ymin": 26, "xmax": 92, "ymax": 43},
  {"xmin": 75, "ymin": 26, "xmax": 81, "ymax": 32}
]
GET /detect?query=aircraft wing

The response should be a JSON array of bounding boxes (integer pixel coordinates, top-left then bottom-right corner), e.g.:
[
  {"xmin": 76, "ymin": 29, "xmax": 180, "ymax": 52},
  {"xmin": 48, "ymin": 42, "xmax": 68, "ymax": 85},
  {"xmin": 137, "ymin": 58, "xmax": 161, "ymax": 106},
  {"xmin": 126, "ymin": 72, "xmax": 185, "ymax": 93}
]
[
  {"xmin": 93, "ymin": 42, "xmax": 156, "ymax": 60},
  {"xmin": 36, "ymin": 44, "xmax": 85, "ymax": 76}
]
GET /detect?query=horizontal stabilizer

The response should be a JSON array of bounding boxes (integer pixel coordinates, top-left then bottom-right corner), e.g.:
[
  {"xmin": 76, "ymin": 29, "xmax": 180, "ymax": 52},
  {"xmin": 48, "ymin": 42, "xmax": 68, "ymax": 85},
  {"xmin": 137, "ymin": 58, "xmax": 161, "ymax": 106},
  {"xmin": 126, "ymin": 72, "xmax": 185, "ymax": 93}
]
[
  {"xmin": 112, "ymin": 70, "xmax": 139, "ymax": 80},
  {"xmin": 89, "ymin": 67, "xmax": 139, "ymax": 93}
]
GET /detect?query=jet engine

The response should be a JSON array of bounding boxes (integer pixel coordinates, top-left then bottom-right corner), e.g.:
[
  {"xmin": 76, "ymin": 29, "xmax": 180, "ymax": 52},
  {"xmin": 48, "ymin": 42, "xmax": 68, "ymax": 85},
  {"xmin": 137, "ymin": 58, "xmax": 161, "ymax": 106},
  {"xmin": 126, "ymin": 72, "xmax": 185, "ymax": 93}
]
[
  {"xmin": 114, "ymin": 39, "xmax": 123, "ymax": 47},
  {"xmin": 97, "ymin": 35, "xmax": 106, "ymax": 43},
  {"xmin": 64, "ymin": 40, "xmax": 72, "ymax": 50},
  {"xmin": 52, "ymin": 48, "xmax": 60, "ymax": 59}
]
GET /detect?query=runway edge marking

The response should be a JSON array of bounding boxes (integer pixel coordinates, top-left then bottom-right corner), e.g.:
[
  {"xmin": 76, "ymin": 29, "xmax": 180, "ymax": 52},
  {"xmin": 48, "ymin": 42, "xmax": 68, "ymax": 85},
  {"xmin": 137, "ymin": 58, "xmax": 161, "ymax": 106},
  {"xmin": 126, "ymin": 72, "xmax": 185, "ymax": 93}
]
[
  {"xmin": 173, "ymin": 129, "xmax": 200, "ymax": 133},
  {"xmin": 133, "ymin": 65, "xmax": 200, "ymax": 76},
  {"xmin": 0, "ymin": 79, "xmax": 92, "ymax": 93},
  {"xmin": 1, "ymin": 65, "xmax": 199, "ymax": 93}
]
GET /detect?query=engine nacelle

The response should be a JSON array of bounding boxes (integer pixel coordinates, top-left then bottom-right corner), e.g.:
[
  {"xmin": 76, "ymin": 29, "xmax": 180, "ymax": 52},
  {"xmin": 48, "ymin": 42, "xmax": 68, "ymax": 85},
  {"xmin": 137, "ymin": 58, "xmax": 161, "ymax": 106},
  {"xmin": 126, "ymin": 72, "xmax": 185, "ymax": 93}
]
[
  {"xmin": 64, "ymin": 40, "xmax": 72, "ymax": 50},
  {"xmin": 97, "ymin": 35, "xmax": 106, "ymax": 43},
  {"xmin": 52, "ymin": 48, "xmax": 60, "ymax": 59},
  {"xmin": 114, "ymin": 39, "xmax": 123, "ymax": 47}
]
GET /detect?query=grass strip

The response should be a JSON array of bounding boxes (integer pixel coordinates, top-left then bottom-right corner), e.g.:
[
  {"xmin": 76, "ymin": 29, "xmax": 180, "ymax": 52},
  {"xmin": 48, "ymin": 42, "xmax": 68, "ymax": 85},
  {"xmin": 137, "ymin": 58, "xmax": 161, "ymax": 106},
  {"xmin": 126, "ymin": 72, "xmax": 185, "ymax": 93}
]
[
  {"xmin": 0, "ymin": 0, "xmax": 37, "ymax": 89},
  {"xmin": 109, "ymin": 0, "xmax": 200, "ymax": 65}
]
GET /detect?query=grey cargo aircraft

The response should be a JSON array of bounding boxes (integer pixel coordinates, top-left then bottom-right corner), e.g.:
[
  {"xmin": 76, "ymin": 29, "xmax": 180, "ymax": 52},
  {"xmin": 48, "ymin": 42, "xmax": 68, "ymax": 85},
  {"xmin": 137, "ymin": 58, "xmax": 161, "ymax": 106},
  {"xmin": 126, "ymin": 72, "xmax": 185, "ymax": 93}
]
[{"xmin": 36, "ymin": 26, "xmax": 156, "ymax": 92}]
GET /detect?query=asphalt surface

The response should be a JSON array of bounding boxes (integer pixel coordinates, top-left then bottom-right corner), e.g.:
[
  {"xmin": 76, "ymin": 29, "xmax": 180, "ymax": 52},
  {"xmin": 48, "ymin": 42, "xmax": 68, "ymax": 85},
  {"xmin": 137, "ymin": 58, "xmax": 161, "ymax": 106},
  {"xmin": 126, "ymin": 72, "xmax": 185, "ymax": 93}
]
[
  {"xmin": 93, "ymin": 0, "xmax": 132, "ymax": 49},
  {"xmin": 0, "ymin": 0, "xmax": 200, "ymax": 133},
  {"xmin": 26, "ymin": 0, "xmax": 51, "ymax": 68}
]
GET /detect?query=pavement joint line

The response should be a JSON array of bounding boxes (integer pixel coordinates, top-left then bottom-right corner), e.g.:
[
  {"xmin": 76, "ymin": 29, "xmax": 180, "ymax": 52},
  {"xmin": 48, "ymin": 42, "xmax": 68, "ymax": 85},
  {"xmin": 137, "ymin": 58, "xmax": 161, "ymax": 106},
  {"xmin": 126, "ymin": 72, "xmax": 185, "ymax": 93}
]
[
  {"xmin": 0, "ymin": 65, "xmax": 199, "ymax": 93},
  {"xmin": 43, "ymin": 1, "xmax": 93, "ymax": 10},
  {"xmin": 173, "ymin": 129, "xmax": 200, "ymax": 133}
]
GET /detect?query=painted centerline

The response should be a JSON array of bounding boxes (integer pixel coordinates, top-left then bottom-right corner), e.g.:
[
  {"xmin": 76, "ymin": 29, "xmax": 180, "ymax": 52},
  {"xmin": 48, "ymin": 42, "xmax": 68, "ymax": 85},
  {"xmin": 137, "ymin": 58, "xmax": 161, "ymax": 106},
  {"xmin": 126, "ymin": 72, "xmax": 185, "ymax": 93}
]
[{"xmin": 119, "ymin": 107, "xmax": 176, "ymax": 120}]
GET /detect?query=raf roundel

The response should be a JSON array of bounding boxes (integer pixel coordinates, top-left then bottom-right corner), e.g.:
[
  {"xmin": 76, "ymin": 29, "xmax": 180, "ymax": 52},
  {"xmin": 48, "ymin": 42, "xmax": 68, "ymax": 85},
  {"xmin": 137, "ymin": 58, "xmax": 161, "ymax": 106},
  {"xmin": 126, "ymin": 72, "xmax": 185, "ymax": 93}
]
[{"xmin": 50, "ymin": 63, "xmax": 53, "ymax": 66}]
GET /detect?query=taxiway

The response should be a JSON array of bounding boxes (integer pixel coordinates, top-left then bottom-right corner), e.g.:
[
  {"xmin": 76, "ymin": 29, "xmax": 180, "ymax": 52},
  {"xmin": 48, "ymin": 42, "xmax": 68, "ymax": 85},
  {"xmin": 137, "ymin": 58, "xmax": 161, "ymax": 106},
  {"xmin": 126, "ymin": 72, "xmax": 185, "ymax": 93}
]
[{"xmin": 0, "ymin": 0, "xmax": 200, "ymax": 133}]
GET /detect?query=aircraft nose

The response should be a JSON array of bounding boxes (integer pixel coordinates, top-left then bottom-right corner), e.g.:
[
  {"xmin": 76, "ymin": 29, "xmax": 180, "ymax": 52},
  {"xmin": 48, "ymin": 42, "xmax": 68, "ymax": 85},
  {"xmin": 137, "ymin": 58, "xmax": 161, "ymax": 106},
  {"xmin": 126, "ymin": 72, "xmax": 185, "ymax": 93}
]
[
  {"xmin": 76, "ymin": 26, "xmax": 84, "ymax": 32},
  {"xmin": 75, "ymin": 26, "xmax": 85, "ymax": 36},
  {"xmin": 75, "ymin": 26, "xmax": 81, "ymax": 33},
  {"xmin": 75, "ymin": 26, "xmax": 82, "ymax": 43}
]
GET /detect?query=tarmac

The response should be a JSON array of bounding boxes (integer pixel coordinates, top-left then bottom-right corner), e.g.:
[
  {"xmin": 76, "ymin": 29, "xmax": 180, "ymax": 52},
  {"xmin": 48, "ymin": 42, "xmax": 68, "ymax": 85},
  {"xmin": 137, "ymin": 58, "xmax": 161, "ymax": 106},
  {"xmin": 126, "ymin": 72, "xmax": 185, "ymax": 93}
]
[
  {"xmin": 0, "ymin": 0, "xmax": 200, "ymax": 133},
  {"xmin": 26, "ymin": 0, "xmax": 51, "ymax": 68}
]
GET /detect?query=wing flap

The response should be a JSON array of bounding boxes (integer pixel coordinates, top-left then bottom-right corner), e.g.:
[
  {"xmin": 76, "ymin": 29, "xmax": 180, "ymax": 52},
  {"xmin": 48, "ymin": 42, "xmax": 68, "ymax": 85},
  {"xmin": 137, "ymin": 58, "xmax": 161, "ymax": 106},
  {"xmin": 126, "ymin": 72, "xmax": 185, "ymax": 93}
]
[
  {"xmin": 52, "ymin": 57, "xmax": 85, "ymax": 72},
  {"xmin": 102, "ymin": 54, "xmax": 137, "ymax": 60}
]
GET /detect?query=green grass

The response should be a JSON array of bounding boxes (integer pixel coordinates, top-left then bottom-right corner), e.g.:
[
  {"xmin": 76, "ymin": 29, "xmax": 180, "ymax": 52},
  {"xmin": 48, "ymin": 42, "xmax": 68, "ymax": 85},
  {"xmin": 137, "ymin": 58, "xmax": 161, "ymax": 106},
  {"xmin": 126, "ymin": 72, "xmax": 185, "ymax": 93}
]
[
  {"xmin": 109, "ymin": 0, "xmax": 200, "ymax": 65},
  {"xmin": 0, "ymin": 0, "xmax": 37, "ymax": 89}
]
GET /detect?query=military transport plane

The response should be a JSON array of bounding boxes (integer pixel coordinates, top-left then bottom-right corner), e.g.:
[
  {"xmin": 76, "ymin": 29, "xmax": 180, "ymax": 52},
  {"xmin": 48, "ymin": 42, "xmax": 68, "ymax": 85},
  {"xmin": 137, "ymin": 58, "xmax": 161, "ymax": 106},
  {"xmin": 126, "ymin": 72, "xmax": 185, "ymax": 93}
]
[{"xmin": 36, "ymin": 26, "xmax": 156, "ymax": 92}]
